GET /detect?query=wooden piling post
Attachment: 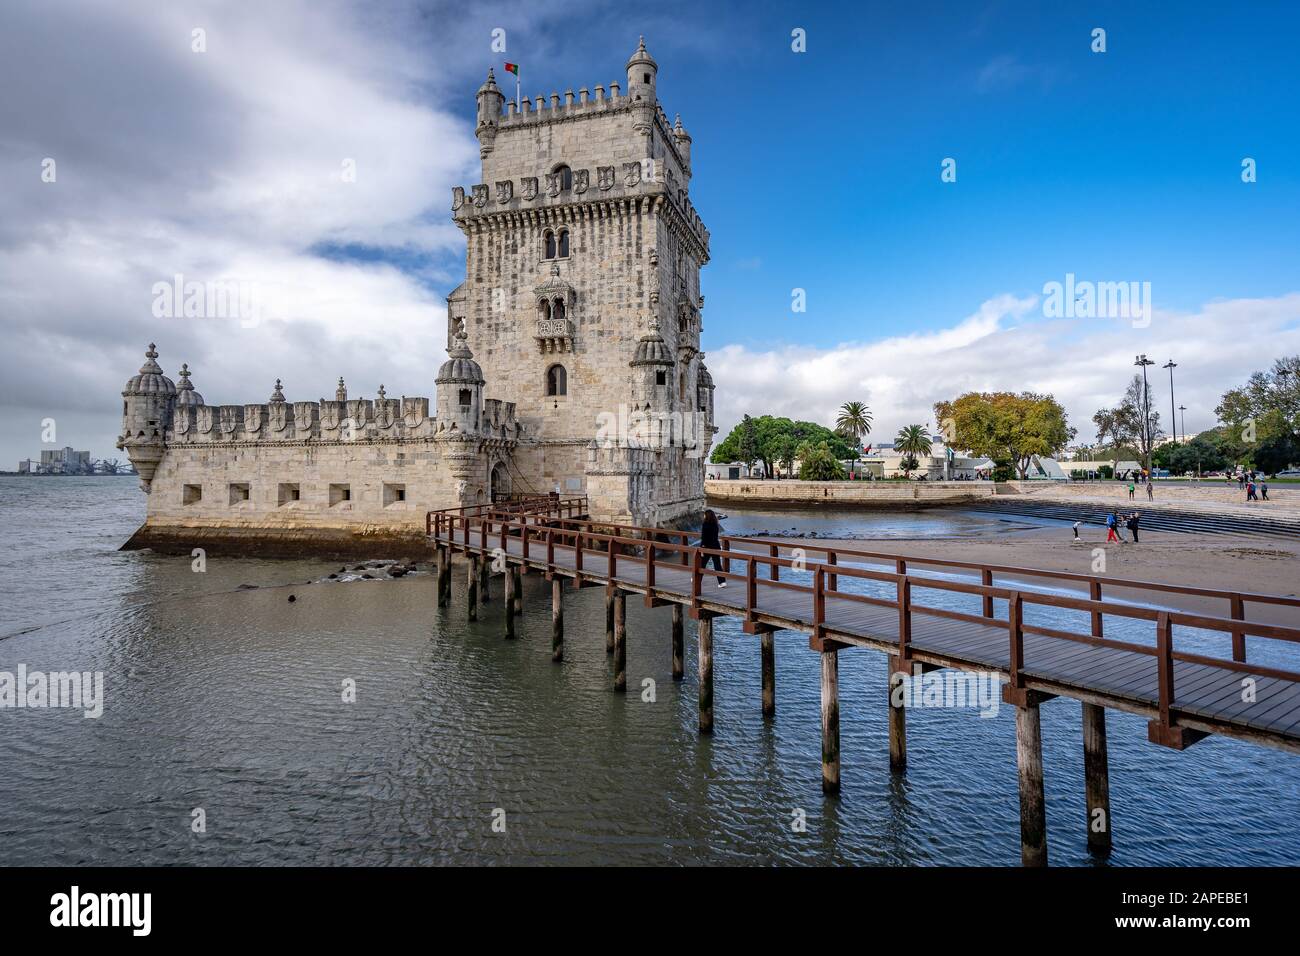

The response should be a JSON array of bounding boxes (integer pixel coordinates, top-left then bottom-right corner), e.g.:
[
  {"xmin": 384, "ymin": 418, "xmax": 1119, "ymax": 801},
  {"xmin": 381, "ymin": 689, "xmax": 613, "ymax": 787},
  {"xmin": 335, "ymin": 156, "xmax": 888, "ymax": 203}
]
[
  {"xmin": 504, "ymin": 562, "xmax": 517, "ymax": 639},
  {"xmin": 605, "ymin": 590, "xmax": 615, "ymax": 655},
  {"xmin": 761, "ymin": 631, "xmax": 776, "ymax": 718},
  {"xmin": 466, "ymin": 555, "xmax": 479, "ymax": 622},
  {"xmin": 698, "ymin": 614, "xmax": 714, "ymax": 734},
  {"xmin": 820, "ymin": 643, "xmax": 840, "ymax": 795},
  {"xmin": 671, "ymin": 604, "xmax": 684, "ymax": 681},
  {"xmin": 1082, "ymin": 702, "xmax": 1112, "ymax": 856},
  {"xmin": 551, "ymin": 576, "xmax": 564, "ymax": 662},
  {"xmin": 1015, "ymin": 699, "xmax": 1048, "ymax": 866},
  {"xmin": 435, "ymin": 547, "xmax": 448, "ymax": 608},
  {"xmin": 512, "ymin": 565, "xmax": 523, "ymax": 615},
  {"xmin": 480, "ymin": 552, "xmax": 491, "ymax": 603},
  {"xmin": 888, "ymin": 655, "xmax": 907, "ymax": 773},
  {"xmin": 613, "ymin": 591, "xmax": 627, "ymax": 692}
]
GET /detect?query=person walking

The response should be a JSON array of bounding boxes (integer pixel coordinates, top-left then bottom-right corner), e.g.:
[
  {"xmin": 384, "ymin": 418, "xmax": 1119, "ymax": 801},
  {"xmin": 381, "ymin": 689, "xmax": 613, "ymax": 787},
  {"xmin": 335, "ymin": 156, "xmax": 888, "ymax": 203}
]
[
  {"xmin": 1072, "ymin": 520, "xmax": 1081, "ymax": 540},
  {"xmin": 1106, "ymin": 512, "xmax": 1119, "ymax": 543},
  {"xmin": 1261, "ymin": 479, "xmax": 1270, "ymax": 501},
  {"xmin": 1127, "ymin": 511, "xmax": 1141, "ymax": 543},
  {"xmin": 1246, "ymin": 480, "xmax": 1257, "ymax": 502},
  {"xmin": 1128, "ymin": 480, "xmax": 1135, "ymax": 500},
  {"xmin": 699, "ymin": 509, "xmax": 727, "ymax": 588},
  {"xmin": 1146, "ymin": 480, "xmax": 1154, "ymax": 501}
]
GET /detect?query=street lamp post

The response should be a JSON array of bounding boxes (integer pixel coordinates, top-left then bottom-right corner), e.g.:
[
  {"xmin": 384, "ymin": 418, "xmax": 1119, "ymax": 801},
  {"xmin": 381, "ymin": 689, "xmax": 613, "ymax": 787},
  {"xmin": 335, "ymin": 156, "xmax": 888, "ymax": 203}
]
[
  {"xmin": 1135, "ymin": 355, "xmax": 1155, "ymax": 474},
  {"xmin": 1163, "ymin": 359, "xmax": 1178, "ymax": 445}
]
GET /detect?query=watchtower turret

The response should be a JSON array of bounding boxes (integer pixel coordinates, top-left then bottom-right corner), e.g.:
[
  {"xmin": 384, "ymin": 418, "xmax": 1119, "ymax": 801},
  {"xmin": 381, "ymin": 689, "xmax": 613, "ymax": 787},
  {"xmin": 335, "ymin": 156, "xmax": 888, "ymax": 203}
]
[
  {"xmin": 626, "ymin": 36, "xmax": 658, "ymax": 104},
  {"xmin": 475, "ymin": 68, "xmax": 506, "ymax": 159},
  {"xmin": 117, "ymin": 343, "xmax": 178, "ymax": 491},
  {"xmin": 435, "ymin": 324, "xmax": 485, "ymax": 433}
]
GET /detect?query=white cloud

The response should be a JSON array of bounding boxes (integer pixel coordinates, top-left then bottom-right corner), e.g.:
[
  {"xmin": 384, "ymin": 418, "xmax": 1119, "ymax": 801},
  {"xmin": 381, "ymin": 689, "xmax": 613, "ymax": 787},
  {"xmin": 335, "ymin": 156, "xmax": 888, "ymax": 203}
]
[
  {"xmin": 708, "ymin": 293, "xmax": 1300, "ymax": 446},
  {"xmin": 0, "ymin": 0, "xmax": 478, "ymax": 462}
]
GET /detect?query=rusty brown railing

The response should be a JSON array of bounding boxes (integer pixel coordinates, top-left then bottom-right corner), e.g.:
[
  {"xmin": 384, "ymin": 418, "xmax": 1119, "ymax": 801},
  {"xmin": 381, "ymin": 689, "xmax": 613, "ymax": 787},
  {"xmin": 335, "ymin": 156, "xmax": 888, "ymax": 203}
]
[{"xmin": 430, "ymin": 510, "xmax": 1300, "ymax": 745}]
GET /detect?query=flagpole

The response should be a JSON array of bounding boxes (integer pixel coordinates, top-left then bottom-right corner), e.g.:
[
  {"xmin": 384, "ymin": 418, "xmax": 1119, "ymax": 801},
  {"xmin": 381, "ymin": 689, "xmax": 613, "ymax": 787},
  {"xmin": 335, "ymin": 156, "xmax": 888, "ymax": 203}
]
[{"xmin": 516, "ymin": 71, "xmax": 520, "ymax": 112}]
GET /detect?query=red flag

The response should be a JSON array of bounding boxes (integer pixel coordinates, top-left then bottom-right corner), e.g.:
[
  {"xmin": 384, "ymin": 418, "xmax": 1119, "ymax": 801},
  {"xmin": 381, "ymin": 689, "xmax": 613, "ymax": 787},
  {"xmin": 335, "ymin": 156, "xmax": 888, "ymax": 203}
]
[{"xmin": 504, "ymin": 62, "xmax": 519, "ymax": 76}]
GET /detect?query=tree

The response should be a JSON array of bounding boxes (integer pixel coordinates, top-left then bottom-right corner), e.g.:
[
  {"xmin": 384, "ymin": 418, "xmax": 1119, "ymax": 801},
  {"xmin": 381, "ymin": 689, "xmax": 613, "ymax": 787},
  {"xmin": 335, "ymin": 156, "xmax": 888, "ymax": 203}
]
[
  {"xmin": 736, "ymin": 415, "xmax": 759, "ymax": 474},
  {"xmin": 834, "ymin": 401, "xmax": 872, "ymax": 477},
  {"xmin": 1215, "ymin": 355, "xmax": 1300, "ymax": 456},
  {"xmin": 774, "ymin": 435, "xmax": 798, "ymax": 478},
  {"xmin": 711, "ymin": 415, "xmax": 856, "ymax": 478},
  {"xmin": 934, "ymin": 392, "xmax": 1074, "ymax": 480},
  {"xmin": 894, "ymin": 424, "xmax": 932, "ymax": 477},
  {"xmin": 1254, "ymin": 434, "xmax": 1300, "ymax": 475},
  {"xmin": 798, "ymin": 441, "xmax": 846, "ymax": 481},
  {"xmin": 1091, "ymin": 406, "xmax": 1125, "ymax": 474},
  {"xmin": 1120, "ymin": 374, "xmax": 1162, "ymax": 471}
]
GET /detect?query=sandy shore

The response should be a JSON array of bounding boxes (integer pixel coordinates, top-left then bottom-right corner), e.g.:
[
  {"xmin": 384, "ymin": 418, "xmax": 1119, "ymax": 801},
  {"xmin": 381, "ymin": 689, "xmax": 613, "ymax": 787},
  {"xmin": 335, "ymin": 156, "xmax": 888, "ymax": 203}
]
[{"xmin": 765, "ymin": 524, "xmax": 1300, "ymax": 598}]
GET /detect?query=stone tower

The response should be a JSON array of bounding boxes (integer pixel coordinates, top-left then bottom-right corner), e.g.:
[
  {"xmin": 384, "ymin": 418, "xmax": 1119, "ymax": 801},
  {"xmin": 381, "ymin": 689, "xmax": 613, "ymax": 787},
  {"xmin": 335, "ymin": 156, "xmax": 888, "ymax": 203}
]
[{"xmin": 447, "ymin": 37, "xmax": 715, "ymax": 525}]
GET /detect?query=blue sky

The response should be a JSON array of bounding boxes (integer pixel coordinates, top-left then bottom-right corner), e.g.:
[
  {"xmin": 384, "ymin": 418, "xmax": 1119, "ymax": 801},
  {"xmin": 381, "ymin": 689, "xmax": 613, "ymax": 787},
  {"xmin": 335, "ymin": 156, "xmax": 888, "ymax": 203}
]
[
  {"xmin": 1, "ymin": 0, "xmax": 1297, "ymax": 462},
  {"xmin": 420, "ymin": 0, "xmax": 1299, "ymax": 350}
]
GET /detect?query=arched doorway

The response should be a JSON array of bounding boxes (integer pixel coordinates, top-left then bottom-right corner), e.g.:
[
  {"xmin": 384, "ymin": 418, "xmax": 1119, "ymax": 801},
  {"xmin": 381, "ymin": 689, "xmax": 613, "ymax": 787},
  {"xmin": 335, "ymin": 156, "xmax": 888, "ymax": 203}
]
[{"xmin": 490, "ymin": 461, "xmax": 510, "ymax": 502}]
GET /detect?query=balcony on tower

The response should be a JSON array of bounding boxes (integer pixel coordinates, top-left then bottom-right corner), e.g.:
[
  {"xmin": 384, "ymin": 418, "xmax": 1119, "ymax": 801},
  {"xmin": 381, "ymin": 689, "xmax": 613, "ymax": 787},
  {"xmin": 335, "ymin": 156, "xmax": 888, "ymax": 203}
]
[{"xmin": 534, "ymin": 264, "xmax": 575, "ymax": 353}]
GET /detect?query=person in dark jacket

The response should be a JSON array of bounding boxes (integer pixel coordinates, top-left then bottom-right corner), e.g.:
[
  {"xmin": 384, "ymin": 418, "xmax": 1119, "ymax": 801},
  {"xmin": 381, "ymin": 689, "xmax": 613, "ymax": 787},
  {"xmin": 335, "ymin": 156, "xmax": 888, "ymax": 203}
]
[
  {"xmin": 1126, "ymin": 511, "xmax": 1141, "ymax": 543},
  {"xmin": 700, "ymin": 509, "xmax": 727, "ymax": 587}
]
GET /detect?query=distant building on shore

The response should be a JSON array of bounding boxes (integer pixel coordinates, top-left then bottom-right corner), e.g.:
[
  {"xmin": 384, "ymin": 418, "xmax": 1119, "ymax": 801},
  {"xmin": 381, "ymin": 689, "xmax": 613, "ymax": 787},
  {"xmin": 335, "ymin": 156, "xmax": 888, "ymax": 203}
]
[{"xmin": 18, "ymin": 447, "xmax": 94, "ymax": 475}]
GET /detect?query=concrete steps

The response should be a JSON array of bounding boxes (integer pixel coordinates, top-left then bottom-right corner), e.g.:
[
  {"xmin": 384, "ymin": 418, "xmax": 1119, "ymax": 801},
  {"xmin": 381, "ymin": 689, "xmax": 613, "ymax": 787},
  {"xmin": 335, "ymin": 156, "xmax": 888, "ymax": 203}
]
[{"xmin": 974, "ymin": 498, "xmax": 1300, "ymax": 539}]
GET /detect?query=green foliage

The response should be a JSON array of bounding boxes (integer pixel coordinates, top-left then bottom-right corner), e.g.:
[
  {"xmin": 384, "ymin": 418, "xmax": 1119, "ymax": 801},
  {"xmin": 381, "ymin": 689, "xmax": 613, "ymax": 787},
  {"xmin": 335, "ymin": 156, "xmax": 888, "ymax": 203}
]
[
  {"xmin": 893, "ymin": 424, "xmax": 931, "ymax": 476},
  {"xmin": 798, "ymin": 441, "xmax": 846, "ymax": 481},
  {"xmin": 1254, "ymin": 434, "xmax": 1300, "ymax": 474},
  {"xmin": 1215, "ymin": 355, "xmax": 1300, "ymax": 448},
  {"xmin": 712, "ymin": 415, "xmax": 856, "ymax": 477},
  {"xmin": 935, "ymin": 392, "xmax": 1074, "ymax": 479}
]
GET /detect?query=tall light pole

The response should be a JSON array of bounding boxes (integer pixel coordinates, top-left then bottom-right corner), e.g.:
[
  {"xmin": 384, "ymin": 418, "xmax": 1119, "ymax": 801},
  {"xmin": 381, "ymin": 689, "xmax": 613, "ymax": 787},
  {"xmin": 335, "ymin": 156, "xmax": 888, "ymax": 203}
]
[
  {"xmin": 1163, "ymin": 359, "xmax": 1178, "ymax": 446},
  {"xmin": 1135, "ymin": 354, "xmax": 1155, "ymax": 474},
  {"xmin": 1178, "ymin": 404, "xmax": 1187, "ymax": 442}
]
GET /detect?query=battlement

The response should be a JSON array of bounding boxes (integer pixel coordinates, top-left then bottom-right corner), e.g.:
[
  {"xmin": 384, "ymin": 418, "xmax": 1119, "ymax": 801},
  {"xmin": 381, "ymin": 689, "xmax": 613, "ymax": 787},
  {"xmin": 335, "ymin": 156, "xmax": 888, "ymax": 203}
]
[
  {"xmin": 167, "ymin": 393, "xmax": 519, "ymax": 445},
  {"xmin": 451, "ymin": 160, "xmax": 709, "ymax": 255}
]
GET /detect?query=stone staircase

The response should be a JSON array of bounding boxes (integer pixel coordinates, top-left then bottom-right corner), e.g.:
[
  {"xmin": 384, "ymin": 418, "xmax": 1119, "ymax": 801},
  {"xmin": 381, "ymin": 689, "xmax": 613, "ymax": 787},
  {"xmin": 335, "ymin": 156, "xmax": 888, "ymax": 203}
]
[{"xmin": 975, "ymin": 497, "xmax": 1300, "ymax": 539}]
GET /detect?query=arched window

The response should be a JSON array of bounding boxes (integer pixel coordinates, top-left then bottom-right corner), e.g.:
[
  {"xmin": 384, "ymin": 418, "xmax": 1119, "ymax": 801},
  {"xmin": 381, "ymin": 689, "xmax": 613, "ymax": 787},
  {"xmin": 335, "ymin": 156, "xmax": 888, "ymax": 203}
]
[
  {"xmin": 558, "ymin": 228, "xmax": 569, "ymax": 257},
  {"xmin": 555, "ymin": 165, "xmax": 572, "ymax": 191},
  {"xmin": 539, "ymin": 299, "xmax": 551, "ymax": 321},
  {"xmin": 546, "ymin": 364, "xmax": 567, "ymax": 396},
  {"xmin": 553, "ymin": 297, "xmax": 565, "ymax": 323},
  {"xmin": 544, "ymin": 230, "xmax": 556, "ymax": 259}
]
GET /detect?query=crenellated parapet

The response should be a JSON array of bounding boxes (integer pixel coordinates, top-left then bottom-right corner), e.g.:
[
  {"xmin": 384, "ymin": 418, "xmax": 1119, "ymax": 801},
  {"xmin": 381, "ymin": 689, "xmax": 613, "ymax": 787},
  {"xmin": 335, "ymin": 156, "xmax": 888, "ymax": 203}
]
[
  {"xmin": 452, "ymin": 177, "xmax": 709, "ymax": 264},
  {"xmin": 456, "ymin": 39, "xmax": 709, "ymax": 263},
  {"xmin": 118, "ymin": 342, "xmax": 522, "ymax": 495}
]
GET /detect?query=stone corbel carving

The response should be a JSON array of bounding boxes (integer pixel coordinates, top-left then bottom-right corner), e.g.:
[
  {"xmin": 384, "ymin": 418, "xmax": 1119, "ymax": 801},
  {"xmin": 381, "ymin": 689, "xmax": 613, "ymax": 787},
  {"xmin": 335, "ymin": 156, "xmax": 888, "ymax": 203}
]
[
  {"xmin": 496, "ymin": 180, "xmax": 513, "ymax": 203},
  {"xmin": 452, "ymin": 186, "xmax": 465, "ymax": 211},
  {"xmin": 471, "ymin": 184, "xmax": 488, "ymax": 207},
  {"xmin": 597, "ymin": 166, "xmax": 615, "ymax": 190},
  {"xmin": 521, "ymin": 176, "xmax": 538, "ymax": 200},
  {"xmin": 574, "ymin": 169, "xmax": 589, "ymax": 194},
  {"xmin": 623, "ymin": 162, "xmax": 642, "ymax": 187},
  {"xmin": 648, "ymin": 247, "xmax": 658, "ymax": 267}
]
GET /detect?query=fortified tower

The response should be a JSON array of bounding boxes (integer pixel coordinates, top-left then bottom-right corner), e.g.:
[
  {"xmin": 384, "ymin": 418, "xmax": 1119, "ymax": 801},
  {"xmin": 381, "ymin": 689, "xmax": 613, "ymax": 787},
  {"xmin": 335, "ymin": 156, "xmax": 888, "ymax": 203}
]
[{"xmin": 447, "ymin": 37, "xmax": 714, "ymax": 524}]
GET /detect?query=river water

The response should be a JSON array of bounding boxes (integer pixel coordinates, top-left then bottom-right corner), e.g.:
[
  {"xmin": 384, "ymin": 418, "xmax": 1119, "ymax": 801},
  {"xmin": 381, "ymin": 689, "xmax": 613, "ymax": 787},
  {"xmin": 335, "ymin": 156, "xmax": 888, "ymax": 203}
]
[{"xmin": 1, "ymin": 476, "xmax": 1296, "ymax": 865}]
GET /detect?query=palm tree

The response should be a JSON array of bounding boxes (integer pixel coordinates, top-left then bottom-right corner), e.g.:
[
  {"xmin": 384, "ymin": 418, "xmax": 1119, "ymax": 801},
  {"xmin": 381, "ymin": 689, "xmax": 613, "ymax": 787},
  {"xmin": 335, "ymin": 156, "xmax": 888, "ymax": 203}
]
[
  {"xmin": 835, "ymin": 401, "xmax": 873, "ymax": 478},
  {"xmin": 895, "ymin": 424, "xmax": 932, "ymax": 478}
]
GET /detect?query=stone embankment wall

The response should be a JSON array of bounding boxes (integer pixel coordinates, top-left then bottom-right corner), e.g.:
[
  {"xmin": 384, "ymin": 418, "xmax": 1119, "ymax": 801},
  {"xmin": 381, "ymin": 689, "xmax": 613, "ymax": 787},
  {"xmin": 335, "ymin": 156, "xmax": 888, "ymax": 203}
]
[{"xmin": 705, "ymin": 479, "xmax": 996, "ymax": 508}]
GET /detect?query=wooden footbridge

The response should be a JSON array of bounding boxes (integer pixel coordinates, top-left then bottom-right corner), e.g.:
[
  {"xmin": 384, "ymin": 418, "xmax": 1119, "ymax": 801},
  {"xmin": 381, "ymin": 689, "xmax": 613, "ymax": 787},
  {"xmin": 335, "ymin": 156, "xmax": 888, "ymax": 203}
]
[{"xmin": 427, "ymin": 495, "xmax": 1300, "ymax": 865}]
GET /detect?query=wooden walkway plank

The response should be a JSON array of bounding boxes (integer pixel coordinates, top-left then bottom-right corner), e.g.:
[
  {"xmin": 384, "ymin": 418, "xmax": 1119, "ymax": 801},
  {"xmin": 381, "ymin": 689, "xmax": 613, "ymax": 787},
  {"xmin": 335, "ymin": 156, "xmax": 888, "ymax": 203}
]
[{"xmin": 430, "ymin": 506, "xmax": 1300, "ymax": 755}]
